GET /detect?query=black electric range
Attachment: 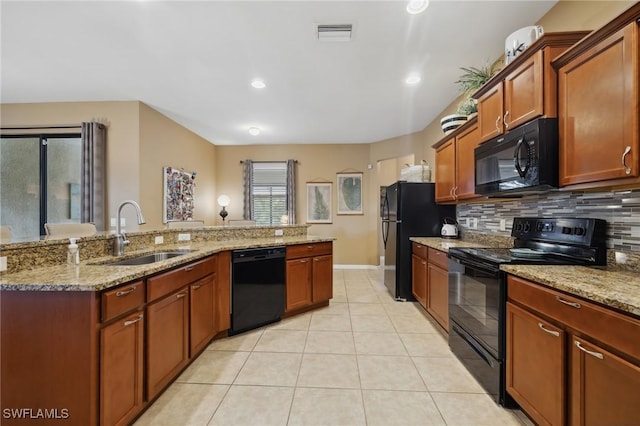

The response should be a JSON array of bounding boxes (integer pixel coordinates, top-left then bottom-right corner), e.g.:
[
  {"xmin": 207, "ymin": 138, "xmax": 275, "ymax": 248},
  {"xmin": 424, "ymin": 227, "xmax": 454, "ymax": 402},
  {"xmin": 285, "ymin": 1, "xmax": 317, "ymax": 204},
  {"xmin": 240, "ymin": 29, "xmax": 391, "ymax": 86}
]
[{"xmin": 447, "ymin": 217, "xmax": 607, "ymax": 407}]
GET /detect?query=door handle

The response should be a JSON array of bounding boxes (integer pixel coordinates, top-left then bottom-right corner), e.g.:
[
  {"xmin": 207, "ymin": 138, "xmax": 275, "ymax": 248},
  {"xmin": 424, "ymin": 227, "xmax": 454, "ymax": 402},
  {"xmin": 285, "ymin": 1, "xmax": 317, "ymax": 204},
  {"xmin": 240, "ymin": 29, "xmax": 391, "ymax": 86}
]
[
  {"xmin": 556, "ymin": 296, "xmax": 581, "ymax": 309},
  {"xmin": 495, "ymin": 115, "xmax": 501, "ymax": 133},
  {"xmin": 575, "ymin": 340, "xmax": 604, "ymax": 360},
  {"xmin": 538, "ymin": 322, "xmax": 560, "ymax": 337},
  {"xmin": 622, "ymin": 145, "xmax": 631, "ymax": 175},
  {"xmin": 124, "ymin": 314, "xmax": 143, "ymax": 327},
  {"xmin": 503, "ymin": 111, "xmax": 510, "ymax": 129}
]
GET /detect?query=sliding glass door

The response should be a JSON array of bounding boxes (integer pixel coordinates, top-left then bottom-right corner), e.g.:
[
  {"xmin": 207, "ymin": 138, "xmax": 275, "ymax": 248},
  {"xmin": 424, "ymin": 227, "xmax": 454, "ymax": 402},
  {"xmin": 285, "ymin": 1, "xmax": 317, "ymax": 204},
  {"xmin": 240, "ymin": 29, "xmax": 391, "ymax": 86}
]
[{"xmin": 0, "ymin": 134, "xmax": 81, "ymax": 241}]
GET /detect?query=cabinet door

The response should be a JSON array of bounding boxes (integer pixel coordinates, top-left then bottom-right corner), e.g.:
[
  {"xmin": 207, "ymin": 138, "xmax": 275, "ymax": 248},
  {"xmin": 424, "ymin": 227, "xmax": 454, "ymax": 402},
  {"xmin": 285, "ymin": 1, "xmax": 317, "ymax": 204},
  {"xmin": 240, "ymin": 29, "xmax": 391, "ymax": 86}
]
[
  {"xmin": 426, "ymin": 263, "xmax": 448, "ymax": 330},
  {"xmin": 558, "ymin": 22, "xmax": 639, "ymax": 186},
  {"xmin": 312, "ymin": 255, "xmax": 333, "ymax": 303},
  {"xmin": 412, "ymin": 254, "xmax": 427, "ymax": 308},
  {"xmin": 435, "ymin": 138, "xmax": 456, "ymax": 202},
  {"xmin": 101, "ymin": 311, "xmax": 144, "ymax": 426},
  {"xmin": 215, "ymin": 251, "xmax": 231, "ymax": 333},
  {"xmin": 504, "ymin": 50, "xmax": 544, "ymax": 130},
  {"xmin": 570, "ymin": 336, "xmax": 640, "ymax": 426},
  {"xmin": 455, "ymin": 122, "xmax": 480, "ymax": 200},
  {"xmin": 506, "ymin": 302, "xmax": 566, "ymax": 426},
  {"xmin": 146, "ymin": 288, "xmax": 190, "ymax": 399},
  {"xmin": 286, "ymin": 258, "xmax": 312, "ymax": 311},
  {"xmin": 477, "ymin": 82, "xmax": 504, "ymax": 142},
  {"xmin": 189, "ymin": 274, "xmax": 216, "ymax": 356}
]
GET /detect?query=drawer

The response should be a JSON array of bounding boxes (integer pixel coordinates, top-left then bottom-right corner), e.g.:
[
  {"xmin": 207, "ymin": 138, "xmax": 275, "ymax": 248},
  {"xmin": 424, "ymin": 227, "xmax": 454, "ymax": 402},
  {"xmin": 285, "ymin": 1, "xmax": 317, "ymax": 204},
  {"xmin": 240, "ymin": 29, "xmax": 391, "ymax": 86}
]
[
  {"xmin": 508, "ymin": 275, "xmax": 640, "ymax": 361},
  {"xmin": 102, "ymin": 280, "xmax": 145, "ymax": 322},
  {"xmin": 286, "ymin": 242, "xmax": 332, "ymax": 260},
  {"xmin": 412, "ymin": 242, "xmax": 428, "ymax": 259},
  {"xmin": 147, "ymin": 256, "xmax": 216, "ymax": 303},
  {"xmin": 428, "ymin": 248, "xmax": 448, "ymax": 270}
]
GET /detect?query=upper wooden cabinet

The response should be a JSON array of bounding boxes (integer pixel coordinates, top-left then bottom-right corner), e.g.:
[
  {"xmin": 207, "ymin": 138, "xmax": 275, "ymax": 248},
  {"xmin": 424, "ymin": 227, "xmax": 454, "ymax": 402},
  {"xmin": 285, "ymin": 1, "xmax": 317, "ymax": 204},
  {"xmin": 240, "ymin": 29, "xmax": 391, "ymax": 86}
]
[
  {"xmin": 553, "ymin": 4, "xmax": 640, "ymax": 189},
  {"xmin": 475, "ymin": 32, "xmax": 589, "ymax": 143},
  {"xmin": 434, "ymin": 118, "xmax": 481, "ymax": 203}
]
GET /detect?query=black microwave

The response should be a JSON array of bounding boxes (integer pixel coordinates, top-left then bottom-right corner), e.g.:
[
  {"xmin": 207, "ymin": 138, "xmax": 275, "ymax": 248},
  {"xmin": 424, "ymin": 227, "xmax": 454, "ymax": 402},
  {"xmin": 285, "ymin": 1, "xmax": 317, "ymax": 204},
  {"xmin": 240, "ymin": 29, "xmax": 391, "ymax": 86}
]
[{"xmin": 474, "ymin": 117, "xmax": 558, "ymax": 196}]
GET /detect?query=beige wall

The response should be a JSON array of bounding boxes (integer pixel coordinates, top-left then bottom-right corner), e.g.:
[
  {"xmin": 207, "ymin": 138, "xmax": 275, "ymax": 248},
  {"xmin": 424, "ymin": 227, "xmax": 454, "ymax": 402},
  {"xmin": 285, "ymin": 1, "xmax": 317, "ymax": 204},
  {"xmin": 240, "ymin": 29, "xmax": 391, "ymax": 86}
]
[
  {"xmin": 537, "ymin": 1, "xmax": 635, "ymax": 32},
  {"xmin": 215, "ymin": 144, "xmax": 375, "ymax": 265},
  {"xmin": 138, "ymin": 103, "xmax": 217, "ymax": 229}
]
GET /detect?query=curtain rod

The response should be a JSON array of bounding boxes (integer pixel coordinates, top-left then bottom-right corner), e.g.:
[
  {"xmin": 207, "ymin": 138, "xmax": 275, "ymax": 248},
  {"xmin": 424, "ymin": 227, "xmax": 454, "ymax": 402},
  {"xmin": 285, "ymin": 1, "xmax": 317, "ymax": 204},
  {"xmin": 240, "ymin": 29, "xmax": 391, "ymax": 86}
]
[
  {"xmin": 1, "ymin": 124, "xmax": 82, "ymax": 130},
  {"xmin": 239, "ymin": 160, "xmax": 299, "ymax": 164}
]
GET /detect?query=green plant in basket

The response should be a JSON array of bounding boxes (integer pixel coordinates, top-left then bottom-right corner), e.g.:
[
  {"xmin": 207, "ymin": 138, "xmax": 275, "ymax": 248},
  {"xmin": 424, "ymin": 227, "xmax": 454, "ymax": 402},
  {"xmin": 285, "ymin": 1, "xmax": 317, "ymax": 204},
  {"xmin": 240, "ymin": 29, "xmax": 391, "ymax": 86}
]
[{"xmin": 455, "ymin": 58, "xmax": 503, "ymax": 115}]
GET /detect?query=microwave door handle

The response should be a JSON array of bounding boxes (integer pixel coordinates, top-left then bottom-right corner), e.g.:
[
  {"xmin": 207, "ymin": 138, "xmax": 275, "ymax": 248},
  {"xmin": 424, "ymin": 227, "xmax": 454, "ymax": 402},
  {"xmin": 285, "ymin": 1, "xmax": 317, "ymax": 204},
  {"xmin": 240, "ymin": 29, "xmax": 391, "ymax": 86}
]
[{"xmin": 513, "ymin": 137, "xmax": 530, "ymax": 178}]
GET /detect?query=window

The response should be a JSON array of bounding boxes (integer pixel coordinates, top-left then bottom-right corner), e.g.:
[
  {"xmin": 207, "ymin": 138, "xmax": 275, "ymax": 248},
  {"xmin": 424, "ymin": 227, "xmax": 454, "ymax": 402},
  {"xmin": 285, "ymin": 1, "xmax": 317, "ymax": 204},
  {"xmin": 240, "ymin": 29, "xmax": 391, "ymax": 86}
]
[
  {"xmin": 251, "ymin": 162, "xmax": 288, "ymax": 226},
  {"xmin": 0, "ymin": 134, "xmax": 82, "ymax": 240}
]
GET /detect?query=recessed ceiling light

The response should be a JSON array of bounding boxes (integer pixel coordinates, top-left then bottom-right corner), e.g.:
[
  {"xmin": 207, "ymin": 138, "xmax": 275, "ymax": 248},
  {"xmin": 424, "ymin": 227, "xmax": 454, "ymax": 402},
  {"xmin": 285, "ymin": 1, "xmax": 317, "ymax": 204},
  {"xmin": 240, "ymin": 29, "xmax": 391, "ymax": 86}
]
[
  {"xmin": 406, "ymin": 0, "xmax": 429, "ymax": 14},
  {"xmin": 251, "ymin": 79, "xmax": 266, "ymax": 89},
  {"xmin": 248, "ymin": 127, "xmax": 261, "ymax": 136},
  {"xmin": 405, "ymin": 74, "xmax": 421, "ymax": 85}
]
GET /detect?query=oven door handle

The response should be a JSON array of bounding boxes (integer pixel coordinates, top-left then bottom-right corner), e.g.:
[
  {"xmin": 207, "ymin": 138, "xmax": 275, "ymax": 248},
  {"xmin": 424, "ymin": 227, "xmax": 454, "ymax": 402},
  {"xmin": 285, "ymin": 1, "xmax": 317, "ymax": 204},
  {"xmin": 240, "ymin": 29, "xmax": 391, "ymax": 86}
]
[
  {"xmin": 449, "ymin": 256, "xmax": 500, "ymax": 274},
  {"xmin": 452, "ymin": 323, "xmax": 495, "ymax": 368}
]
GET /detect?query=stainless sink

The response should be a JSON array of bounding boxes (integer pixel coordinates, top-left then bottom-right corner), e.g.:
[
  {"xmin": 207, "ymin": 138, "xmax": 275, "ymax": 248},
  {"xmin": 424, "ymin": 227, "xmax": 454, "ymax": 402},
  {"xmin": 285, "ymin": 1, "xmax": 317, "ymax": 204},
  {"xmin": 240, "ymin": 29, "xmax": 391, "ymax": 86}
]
[{"xmin": 102, "ymin": 250, "xmax": 193, "ymax": 266}]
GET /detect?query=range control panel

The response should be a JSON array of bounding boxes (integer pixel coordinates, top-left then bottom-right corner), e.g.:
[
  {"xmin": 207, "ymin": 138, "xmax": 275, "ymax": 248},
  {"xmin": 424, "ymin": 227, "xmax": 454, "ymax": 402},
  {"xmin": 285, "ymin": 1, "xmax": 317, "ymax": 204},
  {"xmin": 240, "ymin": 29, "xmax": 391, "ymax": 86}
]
[{"xmin": 511, "ymin": 217, "xmax": 606, "ymax": 246}]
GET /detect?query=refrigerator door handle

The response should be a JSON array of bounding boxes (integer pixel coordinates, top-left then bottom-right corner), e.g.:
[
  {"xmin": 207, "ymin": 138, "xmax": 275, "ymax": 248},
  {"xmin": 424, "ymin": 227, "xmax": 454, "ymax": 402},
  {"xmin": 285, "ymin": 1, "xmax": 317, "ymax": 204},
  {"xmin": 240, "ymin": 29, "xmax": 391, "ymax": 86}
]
[
  {"xmin": 382, "ymin": 220, "xmax": 389, "ymax": 247},
  {"xmin": 382, "ymin": 195, "xmax": 389, "ymax": 220}
]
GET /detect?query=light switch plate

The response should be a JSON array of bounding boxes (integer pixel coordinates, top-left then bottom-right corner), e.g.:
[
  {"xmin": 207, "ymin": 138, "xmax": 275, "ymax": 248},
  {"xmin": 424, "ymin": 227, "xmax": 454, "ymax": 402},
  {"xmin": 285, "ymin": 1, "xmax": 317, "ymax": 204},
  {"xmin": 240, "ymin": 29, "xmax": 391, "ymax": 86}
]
[
  {"xmin": 275, "ymin": 229, "xmax": 283, "ymax": 236},
  {"xmin": 110, "ymin": 218, "xmax": 117, "ymax": 227},
  {"xmin": 500, "ymin": 219, "xmax": 506, "ymax": 231},
  {"xmin": 0, "ymin": 256, "xmax": 7, "ymax": 272},
  {"xmin": 178, "ymin": 233, "xmax": 191, "ymax": 241},
  {"xmin": 155, "ymin": 236, "xmax": 164, "ymax": 244}
]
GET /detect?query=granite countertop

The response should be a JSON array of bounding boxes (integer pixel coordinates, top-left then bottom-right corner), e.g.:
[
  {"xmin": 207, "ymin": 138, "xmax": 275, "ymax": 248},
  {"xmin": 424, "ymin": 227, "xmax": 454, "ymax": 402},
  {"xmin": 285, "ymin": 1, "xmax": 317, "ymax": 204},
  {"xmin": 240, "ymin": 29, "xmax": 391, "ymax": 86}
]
[
  {"xmin": 0, "ymin": 235, "xmax": 333, "ymax": 292},
  {"xmin": 410, "ymin": 237, "xmax": 497, "ymax": 251},
  {"xmin": 502, "ymin": 265, "xmax": 640, "ymax": 317}
]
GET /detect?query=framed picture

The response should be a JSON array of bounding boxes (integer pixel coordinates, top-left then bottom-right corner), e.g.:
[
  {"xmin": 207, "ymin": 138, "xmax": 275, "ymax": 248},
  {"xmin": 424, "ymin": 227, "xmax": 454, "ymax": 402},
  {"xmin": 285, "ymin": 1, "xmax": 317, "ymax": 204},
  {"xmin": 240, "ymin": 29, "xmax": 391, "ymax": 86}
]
[
  {"xmin": 163, "ymin": 166, "xmax": 196, "ymax": 223},
  {"xmin": 306, "ymin": 182, "xmax": 332, "ymax": 223},
  {"xmin": 337, "ymin": 173, "xmax": 363, "ymax": 215}
]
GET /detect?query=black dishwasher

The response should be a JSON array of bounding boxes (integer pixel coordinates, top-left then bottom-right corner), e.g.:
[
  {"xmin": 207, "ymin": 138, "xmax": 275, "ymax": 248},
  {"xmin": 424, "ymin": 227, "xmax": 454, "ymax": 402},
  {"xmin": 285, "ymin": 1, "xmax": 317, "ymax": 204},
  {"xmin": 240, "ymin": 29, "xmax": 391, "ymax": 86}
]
[{"xmin": 229, "ymin": 246, "xmax": 286, "ymax": 336}]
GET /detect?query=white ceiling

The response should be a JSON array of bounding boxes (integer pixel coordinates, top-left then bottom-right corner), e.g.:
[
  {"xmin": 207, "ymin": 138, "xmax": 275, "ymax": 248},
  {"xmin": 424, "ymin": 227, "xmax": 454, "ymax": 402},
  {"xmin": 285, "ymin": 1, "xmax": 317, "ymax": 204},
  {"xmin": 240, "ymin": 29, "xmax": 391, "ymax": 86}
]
[{"xmin": 1, "ymin": 0, "xmax": 557, "ymax": 145}]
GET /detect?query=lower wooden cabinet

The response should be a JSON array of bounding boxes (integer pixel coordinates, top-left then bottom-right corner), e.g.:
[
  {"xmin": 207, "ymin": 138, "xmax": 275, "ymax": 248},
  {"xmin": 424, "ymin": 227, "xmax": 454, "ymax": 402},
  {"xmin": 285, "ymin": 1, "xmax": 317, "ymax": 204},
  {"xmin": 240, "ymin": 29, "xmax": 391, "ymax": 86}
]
[
  {"xmin": 411, "ymin": 252, "xmax": 427, "ymax": 307},
  {"xmin": 412, "ymin": 243, "xmax": 449, "ymax": 331},
  {"xmin": 506, "ymin": 301, "xmax": 565, "ymax": 425},
  {"xmin": 570, "ymin": 335, "xmax": 640, "ymax": 425},
  {"xmin": 507, "ymin": 274, "xmax": 640, "ymax": 426},
  {"xmin": 427, "ymin": 262, "xmax": 449, "ymax": 331},
  {"xmin": 189, "ymin": 274, "xmax": 216, "ymax": 355},
  {"xmin": 100, "ymin": 310, "xmax": 145, "ymax": 426},
  {"xmin": 285, "ymin": 242, "xmax": 333, "ymax": 312},
  {"xmin": 146, "ymin": 288, "xmax": 190, "ymax": 399}
]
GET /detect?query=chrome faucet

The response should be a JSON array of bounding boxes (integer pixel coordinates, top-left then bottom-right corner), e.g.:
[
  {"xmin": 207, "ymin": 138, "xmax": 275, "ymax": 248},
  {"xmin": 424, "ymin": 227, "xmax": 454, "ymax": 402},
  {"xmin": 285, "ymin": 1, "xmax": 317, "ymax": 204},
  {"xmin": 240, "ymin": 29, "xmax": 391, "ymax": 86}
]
[{"xmin": 113, "ymin": 200, "xmax": 146, "ymax": 256}]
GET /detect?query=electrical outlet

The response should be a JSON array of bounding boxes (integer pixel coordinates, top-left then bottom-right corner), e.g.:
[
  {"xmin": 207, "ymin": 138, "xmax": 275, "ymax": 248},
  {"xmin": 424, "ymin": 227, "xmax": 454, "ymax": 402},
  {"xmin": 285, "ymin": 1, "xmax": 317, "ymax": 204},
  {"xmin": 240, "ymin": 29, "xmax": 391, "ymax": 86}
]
[
  {"xmin": 120, "ymin": 217, "xmax": 126, "ymax": 227},
  {"xmin": 275, "ymin": 229, "xmax": 283, "ymax": 236},
  {"xmin": 178, "ymin": 233, "xmax": 191, "ymax": 241},
  {"xmin": 155, "ymin": 236, "xmax": 164, "ymax": 244},
  {"xmin": 499, "ymin": 219, "xmax": 507, "ymax": 231},
  {"xmin": 465, "ymin": 218, "xmax": 471, "ymax": 228},
  {"xmin": 471, "ymin": 218, "xmax": 478, "ymax": 229},
  {"xmin": 110, "ymin": 218, "xmax": 116, "ymax": 227},
  {"xmin": 0, "ymin": 256, "xmax": 7, "ymax": 272}
]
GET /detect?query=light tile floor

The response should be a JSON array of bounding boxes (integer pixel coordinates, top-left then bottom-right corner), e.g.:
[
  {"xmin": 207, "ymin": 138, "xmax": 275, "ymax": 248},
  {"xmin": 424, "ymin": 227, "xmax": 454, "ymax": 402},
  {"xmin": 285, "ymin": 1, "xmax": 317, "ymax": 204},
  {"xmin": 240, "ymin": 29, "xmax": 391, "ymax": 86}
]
[{"xmin": 135, "ymin": 269, "xmax": 534, "ymax": 426}]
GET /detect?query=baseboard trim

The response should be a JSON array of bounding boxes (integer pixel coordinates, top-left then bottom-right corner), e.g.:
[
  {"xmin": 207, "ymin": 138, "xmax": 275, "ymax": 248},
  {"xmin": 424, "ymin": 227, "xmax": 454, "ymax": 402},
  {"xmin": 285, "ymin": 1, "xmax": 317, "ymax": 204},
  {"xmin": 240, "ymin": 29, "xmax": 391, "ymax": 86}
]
[{"xmin": 333, "ymin": 264, "xmax": 379, "ymax": 270}]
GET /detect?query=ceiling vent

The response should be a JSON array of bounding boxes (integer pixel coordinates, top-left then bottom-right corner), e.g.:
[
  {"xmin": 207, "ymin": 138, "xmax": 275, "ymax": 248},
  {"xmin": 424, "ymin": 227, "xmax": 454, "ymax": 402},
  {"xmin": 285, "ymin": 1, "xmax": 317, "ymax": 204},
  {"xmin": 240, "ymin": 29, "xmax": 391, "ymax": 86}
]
[{"xmin": 315, "ymin": 24, "xmax": 353, "ymax": 42}]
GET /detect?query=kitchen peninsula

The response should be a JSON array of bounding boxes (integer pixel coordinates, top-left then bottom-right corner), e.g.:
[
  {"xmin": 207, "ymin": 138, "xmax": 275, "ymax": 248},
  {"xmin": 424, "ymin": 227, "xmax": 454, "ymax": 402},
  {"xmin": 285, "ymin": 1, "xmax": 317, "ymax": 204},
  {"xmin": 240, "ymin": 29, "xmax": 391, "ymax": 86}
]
[{"xmin": 0, "ymin": 224, "xmax": 334, "ymax": 426}]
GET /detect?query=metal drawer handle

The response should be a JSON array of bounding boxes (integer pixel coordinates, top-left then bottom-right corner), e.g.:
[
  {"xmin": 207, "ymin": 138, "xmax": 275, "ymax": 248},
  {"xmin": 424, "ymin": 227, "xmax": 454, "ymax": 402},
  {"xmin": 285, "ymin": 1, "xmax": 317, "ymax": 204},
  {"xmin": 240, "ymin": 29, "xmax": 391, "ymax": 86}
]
[
  {"xmin": 503, "ymin": 111, "xmax": 510, "ymax": 129},
  {"xmin": 176, "ymin": 292, "xmax": 188, "ymax": 299},
  {"xmin": 191, "ymin": 284, "xmax": 201, "ymax": 290},
  {"xmin": 538, "ymin": 322, "xmax": 559, "ymax": 337},
  {"xmin": 495, "ymin": 115, "xmax": 501, "ymax": 133},
  {"xmin": 421, "ymin": 260, "xmax": 426, "ymax": 265},
  {"xmin": 184, "ymin": 266, "xmax": 195, "ymax": 272},
  {"xmin": 116, "ymin": 287, "xmax": 136, "ymax": 297},
  {"xmin": 575, "ymin": 341, "xmax": 604, "ymax": 360},
  {"xmin": 300, "ymin": 259, "xmax": 309, "ymax": 263},
  {"xmin": 622, "ymin": 145, "xmax": 631, "ymax": 175},
  {"xmin": 124, "ymin": 314, "xmax": 143, "ymax": 327},
  {"xmin": 307, "ymin": 245, "xmax": 314, "ymax": 250},
  {"xmin": 555, "ymin": 296, "xmax": 581, "ymax": 309}
]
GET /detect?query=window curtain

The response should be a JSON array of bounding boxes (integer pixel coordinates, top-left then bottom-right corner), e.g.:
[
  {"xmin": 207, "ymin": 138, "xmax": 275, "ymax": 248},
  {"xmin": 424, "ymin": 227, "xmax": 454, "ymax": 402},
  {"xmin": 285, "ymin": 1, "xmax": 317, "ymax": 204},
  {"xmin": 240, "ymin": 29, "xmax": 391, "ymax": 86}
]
[
  {"xmin": 242, "ymin": 160, "xmax": 253, "ymax": 220},
  {"xmin": 81, "ymin": 122, "xmax": 106, "ymax": 231},
  {"xmin": 286, "ymin": 159, "xmax": 296, "ymax": 224}
]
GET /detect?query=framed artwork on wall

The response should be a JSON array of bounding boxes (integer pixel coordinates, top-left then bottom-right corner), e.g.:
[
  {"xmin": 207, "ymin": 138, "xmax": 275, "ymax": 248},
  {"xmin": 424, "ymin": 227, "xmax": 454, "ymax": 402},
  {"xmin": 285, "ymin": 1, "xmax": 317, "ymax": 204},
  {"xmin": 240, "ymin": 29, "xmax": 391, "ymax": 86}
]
[
  {"xmin": 337, "ymin": 172, "xmax": 363, "ymax": 215},
  {"xmin": 306, "ymin": 182, "xmax": 332, "ymax": 223},
  {"xmin": 163, "ymin": 166, "xmax": 196, "ymax": 223}
]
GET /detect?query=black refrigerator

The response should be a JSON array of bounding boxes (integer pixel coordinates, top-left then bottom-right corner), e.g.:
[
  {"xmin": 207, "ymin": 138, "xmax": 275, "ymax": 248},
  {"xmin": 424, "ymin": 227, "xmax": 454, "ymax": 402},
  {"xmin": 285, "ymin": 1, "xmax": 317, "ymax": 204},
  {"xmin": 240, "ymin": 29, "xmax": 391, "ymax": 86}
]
[{"xmin": 381, "ymin": 181, "xmax": 455, "ymax": 301}]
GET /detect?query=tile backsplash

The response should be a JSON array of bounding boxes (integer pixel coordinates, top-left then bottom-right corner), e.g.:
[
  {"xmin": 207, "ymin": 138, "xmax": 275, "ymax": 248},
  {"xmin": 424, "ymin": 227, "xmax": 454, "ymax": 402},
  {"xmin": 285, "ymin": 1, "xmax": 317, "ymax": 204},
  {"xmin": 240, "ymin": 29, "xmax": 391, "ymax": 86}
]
[{"xmin": 457, "ymin": 188, "xmax": 640, "ymax": 253}]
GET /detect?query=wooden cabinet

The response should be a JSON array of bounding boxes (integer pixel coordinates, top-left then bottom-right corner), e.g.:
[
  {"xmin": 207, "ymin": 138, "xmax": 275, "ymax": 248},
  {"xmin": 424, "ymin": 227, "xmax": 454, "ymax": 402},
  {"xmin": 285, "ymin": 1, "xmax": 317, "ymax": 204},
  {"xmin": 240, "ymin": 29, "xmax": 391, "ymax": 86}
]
[
  {"xmin": 146, "ymin": 287, "xmax": 190, "ymax": 399},
  {"xmin": 507, "ymin": 274, "xmax": 640, "ymax": 426},
  {"xmin": 215, "ymin": 250, "xmax": 231, "ymax": 333},
  {"xmin": 426, "ymin": 248, "xmax": 449, "ymax": 331},
  {"xmin": 411, "ymin": 243, "xmax": 428, "ymax": 307},
  {"xmin": 475, "ymin": 32, "xmax": 588, "ymax": 143},
  {"xmin": 100, "ymin": 310, "xmax": 145, "ymax": 426},
  {"xmin": 285, "ymin": 242, "xmax": 333, "ymax": 313},
  {"xmin": 554, "ymin": 8, "xmax": 640, "ymax": 189},
  {"xmin": 189, "ymin": 274, "xmax": 216, "ymax": 355},
  {"xmin": 411, "ymin": 244, "xmax": 449, "ymax": 331},
  {"xmin": 434, "ymin": 119, "xmax": 481, "ymax": 203},
  {"xmin": 506, "ymin": 301, "xmax": 565, "ymax": 425}
]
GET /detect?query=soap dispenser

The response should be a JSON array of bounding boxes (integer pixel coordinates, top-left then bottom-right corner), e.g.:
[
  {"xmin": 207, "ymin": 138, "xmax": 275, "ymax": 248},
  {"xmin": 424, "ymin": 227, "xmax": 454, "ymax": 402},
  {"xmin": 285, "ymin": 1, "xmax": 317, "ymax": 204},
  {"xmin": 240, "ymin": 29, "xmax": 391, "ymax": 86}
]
[{"xmin": 67, "ymin": 238, "xmax": 80, "ymax": 265}]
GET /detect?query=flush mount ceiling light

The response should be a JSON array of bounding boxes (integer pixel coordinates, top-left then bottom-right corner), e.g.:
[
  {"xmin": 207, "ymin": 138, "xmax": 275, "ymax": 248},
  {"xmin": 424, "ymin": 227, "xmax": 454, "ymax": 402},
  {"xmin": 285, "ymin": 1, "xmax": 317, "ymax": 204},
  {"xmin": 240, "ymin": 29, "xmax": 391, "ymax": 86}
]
[
  {"xmin": 315, "ymin": 24, "xmax": 353, "ymax": 42},
  {"xmin": 406, "ymin": 0, "xmax": 429, "ymax": 14},
  {"xmin": 251, "ymin": 79, "xmax": 266, "ymax": 89},
  {"xmin": 405, "ymin": 74, "xmax": 421, "ymax": 85},
  {"xmin": 248, "ymin": 127, "xmax": 261, "ymax": 136}
]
